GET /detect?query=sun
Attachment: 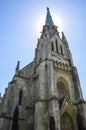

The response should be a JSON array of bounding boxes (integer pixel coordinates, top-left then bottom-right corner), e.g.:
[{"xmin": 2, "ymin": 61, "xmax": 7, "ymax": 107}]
[
  {"xmin": 36, "ymin": 13, "xmax": 63, "ymax": 36},
  {"xmin": 36, "ymin": 15, "xmax": 45, "ymax": 36},
  {"xmin": 52, "ymin": 14, "xmax": 63, "ymax": 33}
]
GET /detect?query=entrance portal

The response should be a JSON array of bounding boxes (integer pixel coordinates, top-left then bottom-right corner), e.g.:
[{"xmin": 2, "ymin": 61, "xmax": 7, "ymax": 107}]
[
  {"xmin": 11, "ymin": 106, "xmax": 19, "ymax": 130},
  {"xmin": 61, "ymin": 112, "xmax": 73, "ymax": 130}
]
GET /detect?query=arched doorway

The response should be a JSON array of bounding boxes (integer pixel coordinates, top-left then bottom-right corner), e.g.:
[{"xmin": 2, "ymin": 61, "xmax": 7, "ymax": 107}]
[
  {"xmin": 11, "ymin": 105, "xmax": 19, "ymax": 130},
  {"xmin": 50, "ymin": 116, "xmax": 56, "ymax": 130},
  {"xmin": 61, "ymin": 112, "xmax": 73, "ymax": 130}
]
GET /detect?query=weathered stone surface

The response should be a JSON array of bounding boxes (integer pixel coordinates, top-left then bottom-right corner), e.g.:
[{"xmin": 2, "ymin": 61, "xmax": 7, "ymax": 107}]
[{"xmin": 0, "ymin": 8, "xmax": 86, "ymax": 130}]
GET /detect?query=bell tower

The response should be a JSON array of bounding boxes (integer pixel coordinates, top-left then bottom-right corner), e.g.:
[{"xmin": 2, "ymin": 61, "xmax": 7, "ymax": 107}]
[
  {"xmin": 34, "ymin": 8, "xmax": 86, "ymax": 130},
  {"xmin": 0, "ymin": 7, "xmax": 86, "ymax": 130}
]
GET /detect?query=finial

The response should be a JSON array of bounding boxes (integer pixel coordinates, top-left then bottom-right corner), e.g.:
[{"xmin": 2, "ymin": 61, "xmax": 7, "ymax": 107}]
[
  {"xmin": 15, "ymin": 61, "xmax": 20, "ymax": 75},
  {"xmin": 47, "ymin": 7, "xmax": 49, "ymax": 11}
]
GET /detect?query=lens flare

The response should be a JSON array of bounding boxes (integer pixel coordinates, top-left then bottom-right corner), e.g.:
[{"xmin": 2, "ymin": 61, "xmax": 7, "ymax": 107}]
[{"xmin": 36, "ymin": 13, "xmax": 63, "ymax": 36}]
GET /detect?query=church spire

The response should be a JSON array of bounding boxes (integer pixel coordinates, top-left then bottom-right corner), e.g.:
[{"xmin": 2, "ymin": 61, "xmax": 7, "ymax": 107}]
[{"xmin": 45, "ymin": 7, "xmax": 54, "ymax": 26}]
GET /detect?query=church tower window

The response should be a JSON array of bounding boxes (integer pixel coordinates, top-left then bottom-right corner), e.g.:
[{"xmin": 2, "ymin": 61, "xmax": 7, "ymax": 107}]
[
  {"xmin": 51, "ymin": 42, "xmax": 54, "ymax": 51},
  {"xmin": 55, "ymin": 39, "xmax": 58, "ymax": 52},
  {"xmin": 57, "ymin": 81, "xmax": 66, "ymax": 93},
  {"xmin": 60, "ymin": 45, "xmax": 63, "ymax": 54},
  {"xmin": 57, "ymin": 81, "xmax": 69, "ymax": 100}
]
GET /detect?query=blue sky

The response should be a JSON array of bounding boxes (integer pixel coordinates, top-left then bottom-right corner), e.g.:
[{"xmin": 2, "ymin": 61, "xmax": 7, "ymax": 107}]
[{"xmin": 0, "ymin": 0, "xmax": 86, "ymax": 99}]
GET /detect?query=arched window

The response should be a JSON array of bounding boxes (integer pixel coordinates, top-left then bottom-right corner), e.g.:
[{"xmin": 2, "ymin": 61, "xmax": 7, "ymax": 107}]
[
  {"xmin": 51, "ymin": 42, "xmax": 54, "ymax": 51},
  {"xmin": 50, "ymin": 116, "xmax": 56, "ymax": 130},
  {"xmin": 60, "ymin": 45, "xmax": 63, "ymax": 54},
  {"xmin": 57, "ymin": 81, "xmax": 69, "ymax": 100},
  {"xmin": 55, "ymin": 39, "xmax": 58, "ymax": 52},
  {"xmin": 19, "ymin": 90, "xmax": 23, "ymax": 105}
]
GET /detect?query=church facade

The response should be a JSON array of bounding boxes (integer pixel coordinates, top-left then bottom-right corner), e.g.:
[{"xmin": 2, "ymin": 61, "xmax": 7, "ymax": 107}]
[{"xmin": 0, "ymin": 8, "xmax": 86, "ymax": 130}]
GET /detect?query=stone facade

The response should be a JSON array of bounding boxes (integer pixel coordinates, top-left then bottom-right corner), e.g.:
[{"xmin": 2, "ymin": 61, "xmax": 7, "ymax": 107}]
[{"xmin": 0, "ymin": 8, "xmax": 86, "ymax": 130}]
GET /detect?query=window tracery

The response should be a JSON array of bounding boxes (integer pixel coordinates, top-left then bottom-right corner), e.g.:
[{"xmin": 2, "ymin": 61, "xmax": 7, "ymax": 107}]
[
  {"xmin": 55, "ymin": 39, "xmax": 58, "ymax": 52},
  {"xmin": 57, "ymin": 81, "xmax": 67, "ymax": 93},
  {"xmin": 57, "ymin": 81, "xmax": 69, "ymax": 100}
]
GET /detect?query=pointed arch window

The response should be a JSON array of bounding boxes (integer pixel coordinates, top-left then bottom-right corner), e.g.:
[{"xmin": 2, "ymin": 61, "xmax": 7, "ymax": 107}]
[
  {"xmin": 57, "ymin": 81, "xmax": 69, "ymax": 101},
  {"xmin": 60, "ymin": 45, "xmax": 63, "ymax": 54},
  {"xmin": 55, "ymin": 39, "xmax": 58, "ymax": 52},
  {"xmin": 51, "ymin": 42, "xmax": 54, "ymax": 51},
  {"xmin": 19, "ymin": 90, "xmax": 23, "ymax": 105}
]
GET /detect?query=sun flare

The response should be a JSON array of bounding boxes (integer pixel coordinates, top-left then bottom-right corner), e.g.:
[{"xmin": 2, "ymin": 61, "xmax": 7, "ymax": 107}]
[
  {"xmin": 36, "ymin": 12, "xmax": 63, "ymax": 37},
  {"xmin": 36, "ymin": 15, "xmax": 45, "ymax": 35},
  {"xmin": 53, "ymin": 14, "xmax": 63, "ymax": 32}
]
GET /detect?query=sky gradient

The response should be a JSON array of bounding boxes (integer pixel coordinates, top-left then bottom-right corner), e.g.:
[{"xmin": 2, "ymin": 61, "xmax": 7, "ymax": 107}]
[{"xmin": 0, "ymin": 0, "xmax": 86, "ymax": 99}]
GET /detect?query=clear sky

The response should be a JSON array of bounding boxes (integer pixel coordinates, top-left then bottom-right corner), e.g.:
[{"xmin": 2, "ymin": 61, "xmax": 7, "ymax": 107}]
[{"xmin": 0, "ymin": 0, "xmax": 86, "ymax": 99}]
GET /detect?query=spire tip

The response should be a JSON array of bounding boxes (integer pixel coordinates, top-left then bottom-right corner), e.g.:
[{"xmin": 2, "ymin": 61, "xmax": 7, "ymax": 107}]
[
  {"xmin": 45, "ymin": 7, "xmax": 54, "ymax": 26},
  {"xmin": 47, "ymin": 7, "xmax": 49, "ymax": 11}
]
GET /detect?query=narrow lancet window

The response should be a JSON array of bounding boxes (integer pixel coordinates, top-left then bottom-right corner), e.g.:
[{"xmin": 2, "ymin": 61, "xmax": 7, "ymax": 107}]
[
  {"xmin": 19, "ymin": 90, "xmax": 23, "ymax": 105},
  {"xmin": 51, "ymin": 42, "xmax": 54, "ymax": 51},
  {"xmin": 60, "ymin": 45, "xmax": 63, "ymax": 54},
  {"xmin": 55, "ymin": 39, "xmax": 58, "ymax": 52}
]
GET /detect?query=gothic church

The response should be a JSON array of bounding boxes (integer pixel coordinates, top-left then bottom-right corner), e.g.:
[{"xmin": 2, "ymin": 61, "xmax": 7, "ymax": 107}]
[{"xmin": 0, "ymin": 8, "xmax": 86, "ymax": 130}]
